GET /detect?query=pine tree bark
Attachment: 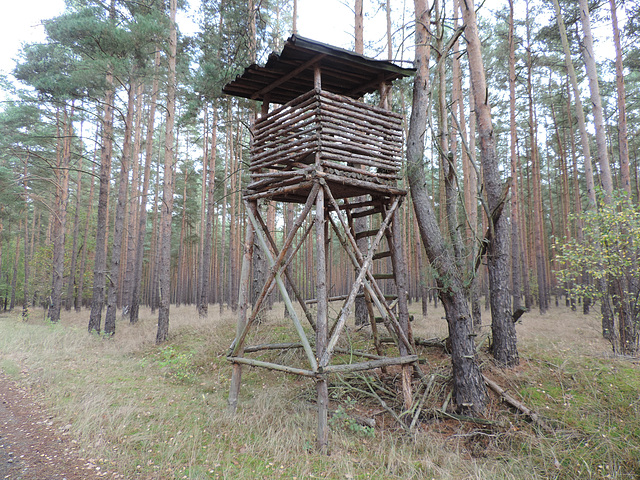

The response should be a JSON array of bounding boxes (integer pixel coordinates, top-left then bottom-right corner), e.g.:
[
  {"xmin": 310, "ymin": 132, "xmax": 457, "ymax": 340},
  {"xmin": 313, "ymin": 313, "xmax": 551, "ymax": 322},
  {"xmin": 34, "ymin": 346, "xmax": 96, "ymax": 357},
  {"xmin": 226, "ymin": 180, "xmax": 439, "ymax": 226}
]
[
  {"xmin": 508, "ymin": 0, "xmax": 522, "ymax": 312},
  {"xmin": 408, "ymin": 0, "xmax": 487, "ymax": 412},
  {"xmin": 65, "ymin": 153, "xmax": 83, "ymax": 311},
  {"xmin": 462, "ymin": 0, "xmax": 518, "ymax": 366},
  {"xmin": 526, "ymin": 8, "xmax": 548, "ymax": 314},
  {"xmin": 609, "ymin": 0, "xmax": 630, "ymax": 196},
  {"xmin": 550, "ymin": 0, "xmax": 596, "ymax": 208},
  {"xmin": 89, "ymin": 68, "xmax": 115, "ymax": 333},
  {"xmin": 157, "ymin": 0, "xmax": 178, "ymax": 344},
  {"xmin": 198, "ymin": 103, "xmax": 217, "ymax": 317},
  {"xmin": 49, "ymin": 104, "xmax": 74, "ymax": 322},
  {"xmin": 77, "ymin": 157, "xmax": 96, "ymax": 311},
  {"xmin": 578, "ymin": 0, "xmax": 613, "ymax": 203},
  {"xmin": 122, "ymin": 79, "xmax": 145, "ymax": 312},
  {"xmin": 105, "ymin": 80, "xmax": 135, "ymax": 335},
  {"xmin": 130, "ymin": 49, "xmax": 160, "ymax": 323}
]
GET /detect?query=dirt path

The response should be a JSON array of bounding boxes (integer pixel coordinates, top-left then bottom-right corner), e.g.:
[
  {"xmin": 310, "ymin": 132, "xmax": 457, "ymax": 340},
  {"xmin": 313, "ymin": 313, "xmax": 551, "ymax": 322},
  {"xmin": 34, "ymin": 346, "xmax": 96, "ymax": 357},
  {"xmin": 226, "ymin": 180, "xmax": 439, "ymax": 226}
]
[{"xmin": 0, "ymin": 372, "xmax": 123, "ymax": 480}]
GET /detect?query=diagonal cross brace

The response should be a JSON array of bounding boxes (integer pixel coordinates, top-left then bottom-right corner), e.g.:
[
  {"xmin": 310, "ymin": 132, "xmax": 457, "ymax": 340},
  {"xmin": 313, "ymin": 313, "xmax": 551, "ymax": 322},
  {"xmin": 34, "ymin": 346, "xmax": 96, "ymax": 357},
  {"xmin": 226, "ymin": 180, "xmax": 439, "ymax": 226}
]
[
  {"xmin": 320, "ymin": 184, "xmax": 402, "ymax": 367},
  {"xmin": 323, "ymin": 188, "xmax": 413, "ymax": 356},
  {"xmin": 244, "ymin": 204, "xmax": 319, "ymax": 372},
  {"xmin": 229, "ymin": 184, "xmax": 319, "ymax": 363}
]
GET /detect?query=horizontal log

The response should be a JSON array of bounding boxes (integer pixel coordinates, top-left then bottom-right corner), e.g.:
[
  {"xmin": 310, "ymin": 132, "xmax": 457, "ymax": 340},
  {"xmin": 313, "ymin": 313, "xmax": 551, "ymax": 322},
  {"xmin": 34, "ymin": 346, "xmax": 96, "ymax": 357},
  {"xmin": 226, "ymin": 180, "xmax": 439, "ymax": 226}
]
[
  {"xmin": 254, "ymin": 109, "xmax": 318, "ymax": 144},
  {"xmin": 355, "ymin": 229, "xmax": 385, "ymax": 240},
  {"xmin": 320, "ymin": 146, "xmax": 400, "ymax": 169},
  {"xmin": 254, "ymin": 90, "xmax": 318, "ymax": 128},
  {"xmin": 372, "ymin": 251, "xmax": 392, "ymax": 260},
  {"xmin": 319, "ymin": 90, "xmax": 403, "ymax": 121},
  {"xmin": 321, "ymin": 172, "xmax": 407, "ymax": 196},
  {"xmin": 322, "ymin": 160, "xmax": 399, "ymax": 180},
  {"xmin": 227, "ymin": 356, "xmax": 317, "ymax": 377},
  {"xmin": 316, "ymin": 105, "xmax": 403, "ymax": 139},
  {"xmin": 321, "ymin": 355, "xmax": 418, "ymax": 374},
  {"xmin": 351, "ymin": 207, "xmax": 383, "ymax": 218},
  {"xmin": 244, "ymin": 342, "xmax": 303, "ymax": 353},
  {"xmin": 253, "ymin": 121, "xmax": 318, "ymax": 150},
  {"xmin": 320, "ymin": 126, "xmax": 401, "ymax": 159},
  {"xmin": 305, "ymin": 293, "xmax": 364, "ymax": 304},
  {"xmin": 244, "ymin": 179, "xmax": 316, "ymax": 201},
  {"xmin": 372, "ymin": 273, "xmax": 395, "ymax": 280}
]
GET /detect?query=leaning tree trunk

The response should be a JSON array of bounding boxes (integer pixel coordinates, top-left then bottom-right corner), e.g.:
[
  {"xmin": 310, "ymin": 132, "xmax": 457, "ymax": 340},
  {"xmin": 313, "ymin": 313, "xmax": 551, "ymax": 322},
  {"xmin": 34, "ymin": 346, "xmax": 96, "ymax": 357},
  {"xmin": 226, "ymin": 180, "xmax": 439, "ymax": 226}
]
[
  {"xmin": 462, "ymin": 0, "xmax": 518, "ymax": 366},
  {"xmin": 408, "ymin": 0, "xmax": 487, "ymax": 413}
]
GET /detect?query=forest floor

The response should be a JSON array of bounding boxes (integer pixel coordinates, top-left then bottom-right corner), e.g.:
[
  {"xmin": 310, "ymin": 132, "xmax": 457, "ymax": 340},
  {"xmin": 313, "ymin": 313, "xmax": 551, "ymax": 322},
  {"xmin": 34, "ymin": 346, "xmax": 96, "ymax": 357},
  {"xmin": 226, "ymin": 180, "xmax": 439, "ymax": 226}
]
[{"xmin": 0, "ymin": 301, "xmax": 638, "ymax": 479}]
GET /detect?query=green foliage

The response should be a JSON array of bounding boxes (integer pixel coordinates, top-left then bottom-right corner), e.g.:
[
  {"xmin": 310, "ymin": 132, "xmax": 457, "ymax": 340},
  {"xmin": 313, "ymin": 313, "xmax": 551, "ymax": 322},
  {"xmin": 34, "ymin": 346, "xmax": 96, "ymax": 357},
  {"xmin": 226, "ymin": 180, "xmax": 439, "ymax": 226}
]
[
  {"xmin": 156, "ymin": 345, "xmax": 196, "ymax": 383},
  {"xmin": 555, "ymin": 191, "xmax": 640, "ymax": 303}
]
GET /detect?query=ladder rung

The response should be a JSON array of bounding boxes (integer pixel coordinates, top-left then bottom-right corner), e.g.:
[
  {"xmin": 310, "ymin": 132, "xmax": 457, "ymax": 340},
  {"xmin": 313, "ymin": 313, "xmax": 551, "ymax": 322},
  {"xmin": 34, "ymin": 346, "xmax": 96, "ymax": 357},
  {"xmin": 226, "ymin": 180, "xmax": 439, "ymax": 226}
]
[
  {"xmin": 373, "ymin": 273, "xmax": 395, "ymax": 280},
  {"xmin": 373, "ymin": 251, "xmax": 392, "ymax": 260},
  {"xmin": 352, "ymin": 207, "xmax": 381, "ymax": 219},
  {"xmin": 355, "ymin": 229, "xmax": 383, "ymax": 240}
]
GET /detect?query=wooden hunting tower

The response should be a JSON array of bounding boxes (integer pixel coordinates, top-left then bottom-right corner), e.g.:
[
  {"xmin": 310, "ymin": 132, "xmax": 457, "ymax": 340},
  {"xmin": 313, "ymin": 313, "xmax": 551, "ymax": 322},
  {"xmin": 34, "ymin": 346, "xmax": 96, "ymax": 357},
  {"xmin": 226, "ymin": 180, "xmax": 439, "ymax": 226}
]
[{"xmin": 223, "ymin": 35, "xmax": 416, "ymax": 448}]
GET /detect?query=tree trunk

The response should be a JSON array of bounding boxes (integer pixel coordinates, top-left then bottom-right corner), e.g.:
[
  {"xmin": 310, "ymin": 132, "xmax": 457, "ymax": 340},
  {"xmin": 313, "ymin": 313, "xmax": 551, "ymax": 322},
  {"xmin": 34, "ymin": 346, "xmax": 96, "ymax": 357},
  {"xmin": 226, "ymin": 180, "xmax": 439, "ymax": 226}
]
[
  {"xmin": 122, "ymin": 79, "xmax": 145, "ymax": 313},
  {"xmin": 462, "ymin": 0, "xmax": 518, "ymax": 366},
  {"xmin": 65, "ymin": 149, "xmax": 83, "ymax": 311},
  {"xmin": 609, "ymin": 0, "xmax": 630, "ymax": 196},
  {"xmin": 156, "ymin": 0, "xmax": 178, "ymax": 344},
  {"xmin": 508, "ymin": 0, "xmax": 522, "ymax": 313},
  {"xmin": 578, "ymin": 0, "xmax": 613, "ymax": 203},
  {"xmin": 550, "ymin": 0, "xmax": 596, "ymax": 209},
  {"xmin": 9, "ymin": 226, "xmax": 20, "ymax": 311},
  {"xmin": 49, "ymin": 105, "xmax": 73, "ymax": 322},
  {"xmin": 105, "ymin": 80, "xmax": 135, "ymax": 335},
  {"xmin": 130, "ymin": 49, "xmax": 160, "ymax": 324},
  {"xmin": 198, "ymin": 103, "xmax": 217, "ymax": 317},
  {"xmin": 408, "ymin": 0, "xmax": 487, "ymax": 413},
  {"xmin": 89, "ymin": 66, "xmax": 115, "ymax": 334}
]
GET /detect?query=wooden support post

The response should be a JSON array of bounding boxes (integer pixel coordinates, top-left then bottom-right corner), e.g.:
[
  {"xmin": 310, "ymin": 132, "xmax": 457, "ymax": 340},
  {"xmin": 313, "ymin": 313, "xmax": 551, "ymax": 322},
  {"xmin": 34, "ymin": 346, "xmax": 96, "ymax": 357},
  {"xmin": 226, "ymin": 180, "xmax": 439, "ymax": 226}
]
[
  {"xmin": 315, "ymin": 184, "xmax": 329, "ymax": 450},
  {"xmin": 388, "ymin": 198, "xmax": 415, "ymax": 411},
  {"xmin": 228, "ymin": 200, "xmax": 256, "ymax": 413}
]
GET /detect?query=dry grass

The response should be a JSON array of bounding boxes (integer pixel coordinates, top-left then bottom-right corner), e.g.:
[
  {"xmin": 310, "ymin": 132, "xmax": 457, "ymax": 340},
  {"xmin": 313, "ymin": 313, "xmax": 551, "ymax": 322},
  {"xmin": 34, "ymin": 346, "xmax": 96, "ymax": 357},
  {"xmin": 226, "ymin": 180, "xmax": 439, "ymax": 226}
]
[{"xmin": 0, "ymin": 301, "xmax": 638, "ymax": 479}]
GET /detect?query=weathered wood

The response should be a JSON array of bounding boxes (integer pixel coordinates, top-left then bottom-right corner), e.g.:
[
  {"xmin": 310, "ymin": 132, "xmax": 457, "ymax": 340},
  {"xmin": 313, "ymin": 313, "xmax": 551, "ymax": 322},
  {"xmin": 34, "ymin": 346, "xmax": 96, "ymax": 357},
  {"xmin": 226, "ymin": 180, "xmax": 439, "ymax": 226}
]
[
  {"xmin": 322, "ymin": 187, "xmax": 402, "ymax": 365},
  {"xmin": 319, "ymin": 89, "xmax": 403, "ymax": 121},
  {"xmin": 244, "ymin": 342, "xmax": 303, "ymax": 353},
  {"xmin": 321, "ymin": 161, "xmax": 399, "ymax": 180},
  {"xmin": 321, "ymin": 355, "xmax": 418, "ymax": 374},
  {"xmin": 244, "ymin": 180, "xmax": 315, "ymax": 201},
  {"xmin": 322, "ymin": 172, "xmax": 406, "ymax": 196},
  {"xmin": 228, "ymin": 357, "xmax": 317, "ymax": 377},
  {"xmin": 231, "ymin": 187, "xmax": 319, "ymax": 357},
  {"xmin": 483, "ymin": 375, "xmax": 551, "ymax": 431},
  {"xmin": 228, "ymin": 200, "xmax": 256, "ymax": 413},
  {"xmin": 245, "ymin": 194, "xmax": 318, "ymax": 371},
  {"xmin": 315, "ymin": 170, "xmax": 329, "ymax": 450},
  {"xmin": 325, "ymin": 208, "xmax": 414, "ymax": 355},
  {"xmin": 252, "ymin": 54, "xmax": 326, "ymax": 99}
]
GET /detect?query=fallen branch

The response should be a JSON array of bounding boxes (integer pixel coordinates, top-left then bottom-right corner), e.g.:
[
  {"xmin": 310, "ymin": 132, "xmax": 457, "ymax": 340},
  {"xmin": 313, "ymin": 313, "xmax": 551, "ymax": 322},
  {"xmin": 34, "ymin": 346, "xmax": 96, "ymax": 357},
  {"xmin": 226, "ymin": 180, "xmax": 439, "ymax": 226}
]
[{"xmin": 483, "ymin": 375, "xmax": 552, "ymax": 432}]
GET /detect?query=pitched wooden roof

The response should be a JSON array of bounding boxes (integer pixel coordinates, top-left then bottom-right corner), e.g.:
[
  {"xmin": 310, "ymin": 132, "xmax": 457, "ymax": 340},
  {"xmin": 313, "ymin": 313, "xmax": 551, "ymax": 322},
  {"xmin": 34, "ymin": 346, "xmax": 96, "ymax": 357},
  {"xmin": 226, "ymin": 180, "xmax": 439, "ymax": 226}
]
[{"xmin": 223, "ymin": 35, "xmax": 414, "ymax": 105}]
